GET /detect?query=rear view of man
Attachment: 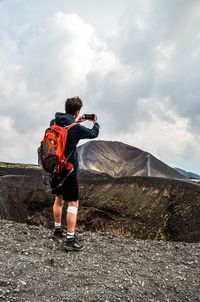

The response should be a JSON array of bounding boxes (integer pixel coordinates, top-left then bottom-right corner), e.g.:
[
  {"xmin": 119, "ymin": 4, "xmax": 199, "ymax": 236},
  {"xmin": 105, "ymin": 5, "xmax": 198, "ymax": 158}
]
[{"xmin": 50, "ymin": 96, "xmax": 100, "ymax": 251}]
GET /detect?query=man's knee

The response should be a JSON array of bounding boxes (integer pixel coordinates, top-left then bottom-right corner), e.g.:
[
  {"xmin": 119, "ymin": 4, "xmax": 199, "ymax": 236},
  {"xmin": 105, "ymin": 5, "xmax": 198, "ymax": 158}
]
[
  {"xmin": 54, "ymin": 195, "xmax": 64, "ymax": 206},
  {"xmin": 67, "ymin": 200, "xmax": 79, "ymax": 215},
  {"xmin": 68, "ymin": 200, "xmax": 79, "ymax": 207}
]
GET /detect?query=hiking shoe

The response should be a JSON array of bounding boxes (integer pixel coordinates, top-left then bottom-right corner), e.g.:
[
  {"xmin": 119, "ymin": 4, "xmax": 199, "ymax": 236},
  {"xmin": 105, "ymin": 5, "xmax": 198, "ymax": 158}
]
[
  {"xmin": 63, "ymin": 235, "xmax": 85, "ymax": 251},
  {"xmin": 53, "ymin": 227, "xmax": 65, "ymax": 238}
]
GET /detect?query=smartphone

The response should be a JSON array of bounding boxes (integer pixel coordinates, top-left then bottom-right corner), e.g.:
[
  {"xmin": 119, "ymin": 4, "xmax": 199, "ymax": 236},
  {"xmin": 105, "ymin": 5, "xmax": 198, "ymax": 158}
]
[{"xmin": 84, "ymin": 114, "xmax": 95, "ymax": 120}]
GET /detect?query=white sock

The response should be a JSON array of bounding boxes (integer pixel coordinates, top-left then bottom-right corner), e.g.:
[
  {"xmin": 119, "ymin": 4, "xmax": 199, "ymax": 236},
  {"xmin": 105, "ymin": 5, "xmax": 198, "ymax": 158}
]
[
  {"xmin": 55, "ymin": 222, "xmax": 61, "ymax": 229},
  {"xmin": 67, "ymin": 232, "xmax": 75, "ymax": 239}
]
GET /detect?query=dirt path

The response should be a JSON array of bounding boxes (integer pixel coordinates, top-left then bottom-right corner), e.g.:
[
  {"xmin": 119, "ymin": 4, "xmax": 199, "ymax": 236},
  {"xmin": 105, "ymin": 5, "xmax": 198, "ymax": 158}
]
[{"xmin": 0, "ymin": 220, "xmax": 199, "ymax": 302}]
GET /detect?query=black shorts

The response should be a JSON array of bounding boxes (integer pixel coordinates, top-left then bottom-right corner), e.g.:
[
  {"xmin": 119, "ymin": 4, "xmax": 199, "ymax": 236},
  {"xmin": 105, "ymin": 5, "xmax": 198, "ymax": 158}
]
[{"xmin": 49, "ymin": 172, "xmax": 79, "ymax": 202}]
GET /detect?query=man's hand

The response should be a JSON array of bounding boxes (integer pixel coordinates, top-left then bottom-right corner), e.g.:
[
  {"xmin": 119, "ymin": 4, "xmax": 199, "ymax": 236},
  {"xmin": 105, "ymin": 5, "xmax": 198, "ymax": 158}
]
[
  {"xmin": 75, "ymin": 115, "xmax": 86, "ymax": 123},
  {"xmin": 93, "ymin": 115, "xmax": 98, "ymax": 124}
]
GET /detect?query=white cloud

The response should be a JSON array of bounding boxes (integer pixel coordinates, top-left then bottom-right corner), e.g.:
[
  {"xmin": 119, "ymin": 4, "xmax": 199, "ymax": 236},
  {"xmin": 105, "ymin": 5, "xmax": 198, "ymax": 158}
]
[
  {"xmin": 0, "ymin": 115, "xmax": 36, "ymax": 162},
  {"xmin": 100, "ymin": 98, "xmax": 200, "ymax": 172},
  {"xmin": 13, "ymin": 23, "xmax": 30, "ymax": 35},
  {"xmin": 0, "ymin": 1, "xmax": 199, "ymax": 174},
  {"xmin": 21, "ymin": 12, "xmax": 121, "ymax": 97},
  {"xmin": 0, "ymin": 64, "xmax": 26, "ymax": 99},
  {"xmin": 131, "ymin": 98, "xmax": 198, "ymax": 162},
  {"xmin": 0, "ymin": 12, "xmax": 121, "ymax": 163}
]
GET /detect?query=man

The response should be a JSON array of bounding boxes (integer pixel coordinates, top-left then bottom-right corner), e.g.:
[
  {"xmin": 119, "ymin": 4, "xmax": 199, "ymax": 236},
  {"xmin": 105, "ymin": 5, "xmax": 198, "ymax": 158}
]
[{"xmin": 50, "ymin": 96, "xmax": 100, "ymax": 251}]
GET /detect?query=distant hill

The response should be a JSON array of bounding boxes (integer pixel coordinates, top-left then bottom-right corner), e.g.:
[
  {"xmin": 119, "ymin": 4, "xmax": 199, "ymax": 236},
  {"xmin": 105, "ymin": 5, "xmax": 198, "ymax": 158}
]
[
  {"xmin": 174, "ymin": 167, "xmax": 200, "ymax": 180},
  {"xmin": 77, "ymin": 140, "xmax": 186, "ymax": 179}
]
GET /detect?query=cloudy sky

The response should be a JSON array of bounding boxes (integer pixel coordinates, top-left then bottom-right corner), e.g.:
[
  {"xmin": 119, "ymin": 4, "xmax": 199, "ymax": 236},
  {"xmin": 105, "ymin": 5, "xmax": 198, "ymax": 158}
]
[{"xmin": 0, "ymin": 0, "xmax": 200, "ymax": 174}]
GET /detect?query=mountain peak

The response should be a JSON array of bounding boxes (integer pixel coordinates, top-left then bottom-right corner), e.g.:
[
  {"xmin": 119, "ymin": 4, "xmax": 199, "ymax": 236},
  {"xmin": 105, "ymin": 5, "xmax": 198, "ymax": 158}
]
[{"xmin": 77, "ymin": 140, "xmax": 186, "ymax": 179}]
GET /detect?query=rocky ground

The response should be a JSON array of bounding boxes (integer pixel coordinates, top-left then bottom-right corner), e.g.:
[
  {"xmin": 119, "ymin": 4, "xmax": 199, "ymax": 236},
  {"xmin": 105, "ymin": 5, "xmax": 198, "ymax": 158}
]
[{"xmin": 0, "ymin": 220, "xmax": 199, "ymax": 302}]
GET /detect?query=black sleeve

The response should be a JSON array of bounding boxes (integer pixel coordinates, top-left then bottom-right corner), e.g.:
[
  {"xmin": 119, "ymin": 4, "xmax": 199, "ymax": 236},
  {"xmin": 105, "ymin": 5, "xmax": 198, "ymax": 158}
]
[
  {"xmin": 77, "ymin": 123, "xmax": 100, "ymax": 139},
  {"xmin": 50, "ymin": 119, "xmax": 55, "ymax": 126}
]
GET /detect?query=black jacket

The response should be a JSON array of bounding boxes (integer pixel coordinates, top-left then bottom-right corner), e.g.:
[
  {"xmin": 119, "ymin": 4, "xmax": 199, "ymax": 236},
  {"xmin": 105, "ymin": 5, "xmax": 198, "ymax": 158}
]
[{"xmin": 50, "ymin": 112, "xmax": 100, "ymax": 174}]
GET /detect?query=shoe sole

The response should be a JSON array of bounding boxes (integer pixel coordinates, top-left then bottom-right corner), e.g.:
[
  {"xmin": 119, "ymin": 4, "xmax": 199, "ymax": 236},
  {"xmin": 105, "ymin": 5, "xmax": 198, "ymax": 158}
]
[
  {"xmin": 63, "ymin": 245, "xmax": 85, "ymax": 252},
  {"xmin": 51, "ymin": 235, "xmax": 66, "ymax": 243},
  {"xmin": 52, "ymin": 234, "xmax": 66, "ymax": 238}
]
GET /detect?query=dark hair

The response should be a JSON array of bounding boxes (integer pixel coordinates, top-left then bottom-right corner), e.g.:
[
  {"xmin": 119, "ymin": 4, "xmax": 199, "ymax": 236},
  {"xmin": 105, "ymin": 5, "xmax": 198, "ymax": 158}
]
[{"xmin": 65, "ymin": 96, "xmax": 83, "ymax": 115}]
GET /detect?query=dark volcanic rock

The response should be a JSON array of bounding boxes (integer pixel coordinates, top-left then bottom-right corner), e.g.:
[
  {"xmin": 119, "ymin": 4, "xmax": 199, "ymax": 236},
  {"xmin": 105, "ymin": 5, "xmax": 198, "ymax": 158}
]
[
  {"xmin": 0, "ymin": 162, "xmax": 41, "ymax": 176},
  {"xmin": 77, "ymin": 140, "xmax": 186, "ymax": 179},
  {"xmin": 0, "ymin": 220, "xmax": 199, "ymax": 302},
  {"xmin": 78, "ymin": 174, "xmax": 200, "ymax": 242},
  {"xmin": 0, "ymin": 164, "xmax": 200, "ymax": 243},
  {"xmin": 0, "ymin": 172, "xmax": 53, "ymax": 226}
]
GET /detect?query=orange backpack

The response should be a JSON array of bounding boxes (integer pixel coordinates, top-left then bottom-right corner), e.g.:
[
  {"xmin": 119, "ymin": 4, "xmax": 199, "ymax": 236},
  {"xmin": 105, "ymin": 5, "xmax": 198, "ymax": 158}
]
[{"xmin": 38, "ymin": 122, "xmax": 76, "ymax": 174}]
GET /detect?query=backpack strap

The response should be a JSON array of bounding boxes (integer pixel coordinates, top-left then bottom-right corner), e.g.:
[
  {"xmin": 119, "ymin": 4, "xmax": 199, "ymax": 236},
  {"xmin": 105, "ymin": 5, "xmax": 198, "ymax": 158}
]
[
  {"xmin": 64, "ymin": 121, "xmax": 78, "ymax": 161},
  {"xmin": 64, "ymin": 122, "xmax": 77, "ymax": 130}
]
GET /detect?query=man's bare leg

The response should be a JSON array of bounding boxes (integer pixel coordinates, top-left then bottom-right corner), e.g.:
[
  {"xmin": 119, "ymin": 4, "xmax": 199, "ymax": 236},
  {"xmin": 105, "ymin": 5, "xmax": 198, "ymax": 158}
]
[
  {"xmin": 53, "ymin": 195, "xmax": 64, "ymax": 224},
  {"xmin": 53, "ymin": 195, "xmax": 64, "ymax": 237},
  {"xmin": 66, "ymin": 200, "xmax": 79, "ymax": 234},
  {"xmin": 64, "ymin": 200, "xmax": 84, "ymax": 250}
]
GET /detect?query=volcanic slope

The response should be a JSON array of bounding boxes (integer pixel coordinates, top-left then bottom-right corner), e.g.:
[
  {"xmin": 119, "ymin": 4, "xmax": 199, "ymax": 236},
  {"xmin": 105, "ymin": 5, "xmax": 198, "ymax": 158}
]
[{"xmin": 77, "ymin": 140, "xmax": 186, "ymax": 179}]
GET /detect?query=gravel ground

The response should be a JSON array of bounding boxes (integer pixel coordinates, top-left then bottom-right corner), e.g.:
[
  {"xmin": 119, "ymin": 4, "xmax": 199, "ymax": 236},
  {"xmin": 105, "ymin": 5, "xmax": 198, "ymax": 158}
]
[{"xmin": 0, "ymin": 220, "xmax": 199, "ymax": 302}]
